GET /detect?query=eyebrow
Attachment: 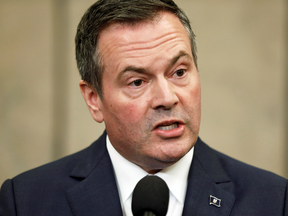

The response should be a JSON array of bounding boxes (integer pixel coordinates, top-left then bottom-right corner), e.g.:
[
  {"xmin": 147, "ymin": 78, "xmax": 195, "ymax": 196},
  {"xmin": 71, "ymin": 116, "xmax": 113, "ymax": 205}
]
[
  {"xmin": 117, "ymin": 50, "xmax": 192, "ymax": 80},
  {"xmin": 169, "ymin": 50, "xmax": 192, "ymax": 67}
]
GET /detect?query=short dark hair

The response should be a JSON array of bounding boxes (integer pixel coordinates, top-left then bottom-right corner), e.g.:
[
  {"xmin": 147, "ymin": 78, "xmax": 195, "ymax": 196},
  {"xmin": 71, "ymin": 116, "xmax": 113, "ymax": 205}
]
[{"xmin": 75, "ymin": 0, "xmax": 197, "ymax": 98}]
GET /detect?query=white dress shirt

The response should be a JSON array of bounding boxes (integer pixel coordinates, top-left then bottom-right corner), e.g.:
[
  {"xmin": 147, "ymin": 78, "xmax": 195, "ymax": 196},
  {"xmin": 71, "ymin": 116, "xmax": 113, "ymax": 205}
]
[{"xmin": 106, "ymin": 135, "xmax": 194, "ymax": 216}]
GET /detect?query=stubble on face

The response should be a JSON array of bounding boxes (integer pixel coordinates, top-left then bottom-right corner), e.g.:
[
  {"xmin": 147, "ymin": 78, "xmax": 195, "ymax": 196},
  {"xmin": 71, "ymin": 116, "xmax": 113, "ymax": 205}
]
[{"xmin": 111, "ymin": 104, "xmax": 200, "ymax": 173}]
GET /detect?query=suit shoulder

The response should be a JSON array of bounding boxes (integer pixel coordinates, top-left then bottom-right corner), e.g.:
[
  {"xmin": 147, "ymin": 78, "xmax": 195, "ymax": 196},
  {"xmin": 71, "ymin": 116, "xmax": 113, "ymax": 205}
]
[
  {"xmin": 12, "ymin": 132, "xmax": 107, "ymax": 186},
  {"xmin": 12, "ymin": 145, "xmax": 88, "ymax": 186},
  {"xmin": 195, "ymin": 138, "xmax": 287, "ymax": 186}
]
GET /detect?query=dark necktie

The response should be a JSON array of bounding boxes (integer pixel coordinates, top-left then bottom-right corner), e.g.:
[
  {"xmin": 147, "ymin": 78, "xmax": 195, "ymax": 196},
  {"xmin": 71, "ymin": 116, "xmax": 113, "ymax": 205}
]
[{"xmin": 131, "ymin": 175, "xmax": 169, "ymax": 216}]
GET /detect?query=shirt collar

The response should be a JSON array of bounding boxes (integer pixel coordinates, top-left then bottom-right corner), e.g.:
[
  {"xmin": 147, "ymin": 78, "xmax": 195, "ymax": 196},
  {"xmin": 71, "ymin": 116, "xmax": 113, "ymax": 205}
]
[{"xmin": 106, "ymin": 135, "xmax": 194, "ymax": 205}]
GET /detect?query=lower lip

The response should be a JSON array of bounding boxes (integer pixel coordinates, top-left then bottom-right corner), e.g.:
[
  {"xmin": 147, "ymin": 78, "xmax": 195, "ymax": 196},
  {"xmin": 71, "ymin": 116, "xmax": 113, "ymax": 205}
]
[{"xmin": 153, "ymin": 123, "xmax": 185, "ymax": 138}]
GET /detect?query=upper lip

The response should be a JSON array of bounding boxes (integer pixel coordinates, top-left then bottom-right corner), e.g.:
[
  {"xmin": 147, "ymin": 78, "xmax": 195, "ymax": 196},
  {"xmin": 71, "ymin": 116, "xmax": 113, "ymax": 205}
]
[{"xmin": 153, "ymin": 119, "xmax": 184, "ymax": 130}]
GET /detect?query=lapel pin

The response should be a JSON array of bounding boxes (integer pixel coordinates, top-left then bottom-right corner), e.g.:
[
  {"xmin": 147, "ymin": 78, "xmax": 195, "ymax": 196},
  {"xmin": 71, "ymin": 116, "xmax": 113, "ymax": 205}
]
[{"xmin": 209, "ymin": 195, "xmax": 221, "ymax": 207}]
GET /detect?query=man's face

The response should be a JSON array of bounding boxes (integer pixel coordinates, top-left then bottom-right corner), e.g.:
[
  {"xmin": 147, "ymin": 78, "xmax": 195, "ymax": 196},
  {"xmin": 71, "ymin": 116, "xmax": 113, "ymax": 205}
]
[{"xmin": 95, "ymin": 12, "xmax": 201, "ymax": 173}]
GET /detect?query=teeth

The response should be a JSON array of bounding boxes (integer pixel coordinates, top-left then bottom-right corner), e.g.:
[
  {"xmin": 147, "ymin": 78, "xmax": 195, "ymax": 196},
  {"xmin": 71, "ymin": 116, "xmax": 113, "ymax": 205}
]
[{"xmin": 158, "ymin": 123, "xmax": 178, "ymax": 131}]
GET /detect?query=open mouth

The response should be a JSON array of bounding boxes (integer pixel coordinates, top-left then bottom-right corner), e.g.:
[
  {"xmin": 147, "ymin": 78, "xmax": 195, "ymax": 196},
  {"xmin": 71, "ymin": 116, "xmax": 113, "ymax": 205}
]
[{"xmin": 157, "ymin": 122, "xmax": 179, "ymax": 131}]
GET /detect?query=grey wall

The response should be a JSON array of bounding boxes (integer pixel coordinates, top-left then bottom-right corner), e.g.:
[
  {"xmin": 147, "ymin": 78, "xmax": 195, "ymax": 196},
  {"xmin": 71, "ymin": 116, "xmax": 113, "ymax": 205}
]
[{"xmin": 0, "ymin": 0, "xmax": 287, "ymax": 184}]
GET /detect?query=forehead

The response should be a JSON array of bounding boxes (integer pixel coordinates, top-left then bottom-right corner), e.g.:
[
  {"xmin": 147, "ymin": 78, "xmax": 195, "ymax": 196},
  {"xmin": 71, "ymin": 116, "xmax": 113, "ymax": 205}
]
[
  {"xmin": 99, "ymin": 12, "xmax": 190, "ymax": 46},
  {"xmin": 97, "ymin": 12, "xmax": 192, "ymax": 70}
]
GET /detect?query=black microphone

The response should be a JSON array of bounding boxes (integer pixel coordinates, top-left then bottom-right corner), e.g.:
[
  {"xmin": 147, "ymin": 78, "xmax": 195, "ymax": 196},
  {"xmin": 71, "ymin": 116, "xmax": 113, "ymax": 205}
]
[{"xmin": 132, "ymin": 175, "xmax": 169, "ymax": 216}]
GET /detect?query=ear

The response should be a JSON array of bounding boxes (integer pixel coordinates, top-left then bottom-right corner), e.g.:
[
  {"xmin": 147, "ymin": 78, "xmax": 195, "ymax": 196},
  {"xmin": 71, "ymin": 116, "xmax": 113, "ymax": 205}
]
[{"xmin": 79, "ymin": 80, "xmax": 104, "ymax": 123}]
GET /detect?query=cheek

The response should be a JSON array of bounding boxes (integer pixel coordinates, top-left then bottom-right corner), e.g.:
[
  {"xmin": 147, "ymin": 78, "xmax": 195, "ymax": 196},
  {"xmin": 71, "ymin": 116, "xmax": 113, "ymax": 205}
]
[
  {"xmin": 181, "ymin": 81, "xmax": 201, "ymax": 117},
  {"xmin": 191, "ymin": 77, "xmax": 201, "ymax": 102},
  {"xmin": 191, "ymin": 84, "xmax": 201, "ymax": 125},
  {"xmin": 193, "ymin": 84, "xmax": 201, "ymax": 108},
  {"xmin": 109, "ymin": 99, "xmax": 146, "ymax": 124},
  {"xmin": 183, "ymin": 77, "xmax": 201, "ymax": 101},
  {"xmin": 125, "ymin": 102, "xmax": 147, "ymax": 122}
]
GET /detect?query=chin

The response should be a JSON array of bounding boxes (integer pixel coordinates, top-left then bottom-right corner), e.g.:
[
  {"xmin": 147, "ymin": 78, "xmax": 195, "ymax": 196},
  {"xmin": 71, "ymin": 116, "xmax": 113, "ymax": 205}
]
[
  {"xmin": 156, "ymin": 149, "xmax": 188, "ymax": 164},
  {"xmin": 161, "ymin": 142, "xmax": 192, "ymax": 159}
]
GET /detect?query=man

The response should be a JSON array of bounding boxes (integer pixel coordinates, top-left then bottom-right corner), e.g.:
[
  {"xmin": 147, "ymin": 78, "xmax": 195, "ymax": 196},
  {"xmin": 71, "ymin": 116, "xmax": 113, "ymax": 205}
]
[{"xmin": 0, "ymin": 0, "xmax": 287, "ymax": 215}]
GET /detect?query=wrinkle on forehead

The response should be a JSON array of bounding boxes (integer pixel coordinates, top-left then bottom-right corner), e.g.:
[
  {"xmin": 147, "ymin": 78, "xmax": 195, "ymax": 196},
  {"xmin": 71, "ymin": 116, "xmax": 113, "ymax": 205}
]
[
  {"xmin": 103, "ymin": 30, "xmax": 183, "ymax": 49},
  {"xmin": 123, "ymin": 33, "xmax": 186, "ymax": 52},
  {"xmin": 98, "ymin": 12, "xmax": 192, "ymax": 73},
  {"xmin": 98, "ymin": 12, "xmax": 190, "ymax": 54}
]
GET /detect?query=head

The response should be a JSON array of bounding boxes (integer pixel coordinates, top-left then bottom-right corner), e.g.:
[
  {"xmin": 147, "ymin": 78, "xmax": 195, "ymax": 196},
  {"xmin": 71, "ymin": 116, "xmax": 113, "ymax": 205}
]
[
  {"xmin": 75, "ymin": 0, "xmax": 197, "ymax": 98},
  {"xmin": 77, "ymin": 0, "xmax": 201, "ymax": 174}
]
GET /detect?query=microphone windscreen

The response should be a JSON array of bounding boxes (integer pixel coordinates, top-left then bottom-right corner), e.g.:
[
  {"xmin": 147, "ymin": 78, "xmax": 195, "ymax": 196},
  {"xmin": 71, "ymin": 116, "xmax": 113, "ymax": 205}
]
[{"xmin": 132, "ymin": 175, "xmax": 169, "ymax": 216}]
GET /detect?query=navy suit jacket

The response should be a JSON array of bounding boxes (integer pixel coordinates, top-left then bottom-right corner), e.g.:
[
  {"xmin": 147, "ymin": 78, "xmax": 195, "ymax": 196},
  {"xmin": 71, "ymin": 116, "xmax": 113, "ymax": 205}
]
[{"xmin": 0, "ymin": 131, "xmax": 287, "ymax": 215}]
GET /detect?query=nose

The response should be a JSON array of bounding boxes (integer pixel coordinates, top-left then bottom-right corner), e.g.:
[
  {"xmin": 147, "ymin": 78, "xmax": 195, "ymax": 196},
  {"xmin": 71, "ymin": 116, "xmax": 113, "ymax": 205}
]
[{"xmin": 150, "ymin": 78, "xmax": 179, "ymax": 110}]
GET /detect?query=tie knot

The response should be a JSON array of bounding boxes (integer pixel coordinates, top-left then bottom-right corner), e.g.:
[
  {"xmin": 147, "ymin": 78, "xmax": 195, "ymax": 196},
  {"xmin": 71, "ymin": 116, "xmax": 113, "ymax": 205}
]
[{"xmin": 132, "ymin": 175, "xmax": 169, "ymax": 216}]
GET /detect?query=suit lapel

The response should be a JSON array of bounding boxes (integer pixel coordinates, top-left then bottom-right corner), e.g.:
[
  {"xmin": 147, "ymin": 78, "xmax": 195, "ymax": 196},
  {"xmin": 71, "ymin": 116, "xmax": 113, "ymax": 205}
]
[
  {"xmin": 65, "ymin": 132, "xmax": 122, "ymax": 216},
  {"xmin": 63, "ymin": 133, "xmax": 235, "ymax": 216},
  {"xmin": 182, "ymin": 138, "xmax": 235, "ymax": 216}
]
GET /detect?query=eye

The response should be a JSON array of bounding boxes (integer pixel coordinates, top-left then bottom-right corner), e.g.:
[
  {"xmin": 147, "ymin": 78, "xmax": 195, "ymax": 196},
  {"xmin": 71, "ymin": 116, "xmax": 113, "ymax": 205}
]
[
  {"xmin": 130, "ymin": 79, "xmax": 143, "ymax": 87},
  {"xmin": 174, "ymin": 69, "xmax": 186, "ymax": 77}
]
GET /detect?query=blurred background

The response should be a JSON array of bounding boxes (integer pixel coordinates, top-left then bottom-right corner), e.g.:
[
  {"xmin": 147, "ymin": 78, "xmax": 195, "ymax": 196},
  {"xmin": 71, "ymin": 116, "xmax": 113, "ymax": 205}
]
[{"xmin": 0, "ymin": 0, "xmax": 287, "ymax": 184}]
